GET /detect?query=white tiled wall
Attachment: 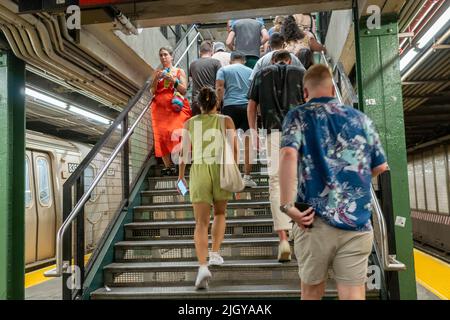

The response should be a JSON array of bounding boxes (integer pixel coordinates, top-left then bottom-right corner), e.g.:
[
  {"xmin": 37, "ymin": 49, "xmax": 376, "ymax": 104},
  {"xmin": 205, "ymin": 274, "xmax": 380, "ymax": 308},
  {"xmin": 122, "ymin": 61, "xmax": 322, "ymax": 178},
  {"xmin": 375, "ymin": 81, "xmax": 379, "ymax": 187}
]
[
  {"xmin": 414, "ymin": 153, "xmax": 426, "ymax": 210},
  {"xmin": 407, "ymin": 144, "xmax": 450, "ymax": 214},
  {"xmin": 423, "ymin": 151, "xmax": 436, "ymax": 212},
  {"xmin": 434, "ymin": 146, "xmax": 449, "ymax": 213},
  {"xmin": 407, "ymin": 161, "xmax": 416, "ymax": 209}
]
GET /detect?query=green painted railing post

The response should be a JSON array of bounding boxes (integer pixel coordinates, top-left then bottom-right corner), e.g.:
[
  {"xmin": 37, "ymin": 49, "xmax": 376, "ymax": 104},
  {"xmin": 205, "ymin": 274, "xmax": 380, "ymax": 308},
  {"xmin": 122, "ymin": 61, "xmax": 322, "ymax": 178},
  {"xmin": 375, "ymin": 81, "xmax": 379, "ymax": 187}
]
[
  {"xmin": 355, "ymin": 14, "xmax": 417, "ymax": 299},
  {"xmin": 0, "ymin": 50, "xmax": 26, "ymax": 300}
]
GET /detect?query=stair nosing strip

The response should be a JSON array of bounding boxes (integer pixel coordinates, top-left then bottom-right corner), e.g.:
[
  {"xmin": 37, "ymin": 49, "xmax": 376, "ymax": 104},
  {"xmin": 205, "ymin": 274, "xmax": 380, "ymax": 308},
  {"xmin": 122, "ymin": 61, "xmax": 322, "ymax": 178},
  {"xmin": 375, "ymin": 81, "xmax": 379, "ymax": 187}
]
[
  {"xmin": 141, "ymin": 186, "xmax": 269, "ymax": 194},
  {"xmin": 104, "ymin": 260, "xmax": 297, "ymax": 270},
  {"xmin": 115, "ymin": 237, "xmax": 281, "ymax": 247},
  {"xmin": 133, "ymin": 202, "xmax": 271, "ymax": 211},
  {"xmin": 125, "ymin": 218, "xmax": 274, "ymax": 228}
]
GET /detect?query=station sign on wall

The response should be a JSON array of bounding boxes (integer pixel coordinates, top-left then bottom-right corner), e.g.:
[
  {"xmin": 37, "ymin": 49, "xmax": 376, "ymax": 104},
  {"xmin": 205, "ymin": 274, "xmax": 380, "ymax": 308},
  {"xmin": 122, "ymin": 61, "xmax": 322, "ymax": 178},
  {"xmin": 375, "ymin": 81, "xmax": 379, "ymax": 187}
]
[{"xmin": 18, "ymin": 0, "xmax": 145, "ymax": 12}]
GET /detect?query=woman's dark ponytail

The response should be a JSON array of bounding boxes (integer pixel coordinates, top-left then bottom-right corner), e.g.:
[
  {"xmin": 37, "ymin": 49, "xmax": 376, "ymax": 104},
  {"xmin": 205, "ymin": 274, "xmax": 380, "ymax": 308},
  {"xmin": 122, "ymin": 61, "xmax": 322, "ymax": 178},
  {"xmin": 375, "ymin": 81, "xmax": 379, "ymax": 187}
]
[{"xmin": 197, "ymin": 86, "xmax": 217, "ymax": 113}]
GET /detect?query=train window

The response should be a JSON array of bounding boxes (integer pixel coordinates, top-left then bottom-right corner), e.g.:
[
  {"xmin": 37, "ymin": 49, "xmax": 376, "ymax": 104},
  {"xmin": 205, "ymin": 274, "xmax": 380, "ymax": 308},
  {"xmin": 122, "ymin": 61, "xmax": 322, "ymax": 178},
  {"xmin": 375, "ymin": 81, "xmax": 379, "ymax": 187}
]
[
  {"xmin": 25, "ymin": 157, "xmax": 32, "ymax": 208},
  {"xmin": 84, "ymin": 165, "xmax": 96, "ymax": 201},
  {"xmin": 414, "ymin": 153, "xmax": 426, "ymax": 210},
  {"xmin": 434, "ymin": 147, "xmax": 449, "ymax": 214},
  {"xmin": 36, "ymin": 157, "xmax": 52, "ymax": 207}
]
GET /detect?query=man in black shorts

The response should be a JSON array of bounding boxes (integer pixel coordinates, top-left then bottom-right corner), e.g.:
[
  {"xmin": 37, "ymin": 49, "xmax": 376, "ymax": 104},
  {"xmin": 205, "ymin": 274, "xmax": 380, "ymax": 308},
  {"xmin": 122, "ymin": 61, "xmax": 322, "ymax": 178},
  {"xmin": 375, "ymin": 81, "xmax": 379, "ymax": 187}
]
[{"xmin": 216, "ymin": 51, "xmax": 256, "ymax": 187}]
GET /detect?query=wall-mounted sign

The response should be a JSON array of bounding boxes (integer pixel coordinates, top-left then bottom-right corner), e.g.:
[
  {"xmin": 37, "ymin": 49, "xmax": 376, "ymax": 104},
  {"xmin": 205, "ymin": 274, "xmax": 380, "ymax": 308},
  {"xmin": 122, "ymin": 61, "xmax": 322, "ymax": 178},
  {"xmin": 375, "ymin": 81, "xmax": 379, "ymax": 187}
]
[{"xmin": 68, "ymin": 163, "xmax": 79, "ymax": 173}]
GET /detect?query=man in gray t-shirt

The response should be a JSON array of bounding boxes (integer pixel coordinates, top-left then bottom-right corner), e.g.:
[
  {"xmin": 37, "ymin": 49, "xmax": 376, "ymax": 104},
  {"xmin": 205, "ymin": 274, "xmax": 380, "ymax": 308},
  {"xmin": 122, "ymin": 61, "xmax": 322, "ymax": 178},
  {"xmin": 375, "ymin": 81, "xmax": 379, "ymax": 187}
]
[
  {"xmin": 226, "ymin": 18, "xmax": 269, "ymax": 69},
  {"xmin": 189, "ymin": 41, "xmax": 222, "ymax": 115}
]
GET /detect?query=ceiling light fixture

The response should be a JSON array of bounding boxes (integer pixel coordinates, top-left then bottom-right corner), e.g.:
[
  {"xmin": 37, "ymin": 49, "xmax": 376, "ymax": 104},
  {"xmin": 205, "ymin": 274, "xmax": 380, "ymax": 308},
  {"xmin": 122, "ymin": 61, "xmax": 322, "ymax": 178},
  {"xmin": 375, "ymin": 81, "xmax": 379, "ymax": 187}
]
[
  {"xmin": 25, "ymin": 88, "xmax": 68, "ymax": 109},
  {"xmin": 26, "ymin": 87, "xmax": 113, "ymax": 125},
  {"xmin": 69, "ymin": 106, "xmax": 112, "ymax": 125}
]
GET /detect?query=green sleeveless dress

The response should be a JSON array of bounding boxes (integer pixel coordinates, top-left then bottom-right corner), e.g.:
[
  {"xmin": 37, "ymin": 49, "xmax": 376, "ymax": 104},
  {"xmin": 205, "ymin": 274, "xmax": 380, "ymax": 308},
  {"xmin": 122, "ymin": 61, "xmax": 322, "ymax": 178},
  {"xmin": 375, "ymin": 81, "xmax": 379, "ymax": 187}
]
[{"xmin": 188, "ymin": 114, "xmax": 233, "ymax": 204}]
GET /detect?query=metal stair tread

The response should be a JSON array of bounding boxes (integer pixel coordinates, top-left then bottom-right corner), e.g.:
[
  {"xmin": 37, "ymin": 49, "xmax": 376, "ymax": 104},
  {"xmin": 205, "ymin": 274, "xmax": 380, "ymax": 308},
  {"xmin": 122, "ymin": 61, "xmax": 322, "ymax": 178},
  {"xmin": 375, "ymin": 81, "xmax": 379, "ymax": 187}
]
[
  {"xmin": 125, "ymin": 218, "xmax": 274, "ymax": 228},
  {"xmin": 115, "ymin": 237, "xmax": 281, "ymax": 247},
  {"xmin": 141, "ymin": 185, "xmax": 269, "ymax": 195},
  {"xmin": 91, "ymin": 282, "xmax": 380, "ymax": 299},
  {"xmin": 91, "ymin": 283, "xmax": 314, "ymax": 299},
  {"xmin": 148, "ymin": 172, "xmax": 269, "ymax": 181},
  {"xmin": 133, "ymin": 200, "xmax": 270, "ymax": 211},
  {"xmin": 104, "ymin": 259, "xmax": 298, "ymax": 271}
]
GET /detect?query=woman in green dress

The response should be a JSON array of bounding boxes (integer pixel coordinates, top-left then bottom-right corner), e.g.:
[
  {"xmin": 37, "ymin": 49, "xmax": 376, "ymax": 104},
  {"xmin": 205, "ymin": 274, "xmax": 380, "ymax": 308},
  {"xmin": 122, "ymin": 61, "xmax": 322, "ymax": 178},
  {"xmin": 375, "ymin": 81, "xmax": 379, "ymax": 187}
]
[{"xmin": 178, "ymin": 87, "xmax": 238, "ymax": 290}]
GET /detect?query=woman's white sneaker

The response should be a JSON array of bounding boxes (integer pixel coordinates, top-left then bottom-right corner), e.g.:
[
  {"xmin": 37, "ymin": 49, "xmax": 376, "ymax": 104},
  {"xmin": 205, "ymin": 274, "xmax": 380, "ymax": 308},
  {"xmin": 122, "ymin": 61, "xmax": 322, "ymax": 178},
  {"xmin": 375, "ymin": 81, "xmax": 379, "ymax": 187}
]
[
  {"xmin": 208, "ymin": 252, "xmax": 224, "ymax": 266},
  {"xmin": 195, "ymin": 265, "xmax": 212, "ymax": 290}
]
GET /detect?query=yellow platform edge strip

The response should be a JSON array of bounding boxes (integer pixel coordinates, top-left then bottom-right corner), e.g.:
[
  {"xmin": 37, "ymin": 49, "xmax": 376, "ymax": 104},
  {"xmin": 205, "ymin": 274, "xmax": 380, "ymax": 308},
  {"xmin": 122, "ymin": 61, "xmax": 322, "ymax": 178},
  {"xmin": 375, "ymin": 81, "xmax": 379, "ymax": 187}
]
[
  {"xmin": 25, "ymin": 254, "xmax": 92, "ymax": 289},
  {"xmin": 413, "ymin": 248, "xmax": 450, "ymax": 300},
  {"xmin": 27, "ymin": 249, "xmax": 450, "ymax": 299}
]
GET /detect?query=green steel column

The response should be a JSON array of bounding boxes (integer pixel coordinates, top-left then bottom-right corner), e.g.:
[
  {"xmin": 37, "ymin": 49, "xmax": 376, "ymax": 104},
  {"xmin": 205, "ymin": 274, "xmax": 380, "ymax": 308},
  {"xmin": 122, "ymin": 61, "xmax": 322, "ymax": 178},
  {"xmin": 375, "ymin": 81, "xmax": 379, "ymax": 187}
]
[
  {"xmin": 0, "ymin": 50, "xmax": 26, "ymax": 300},
  {"xmin": 355, "ymin": 15, "xmax": 417, "ymax": 299}
]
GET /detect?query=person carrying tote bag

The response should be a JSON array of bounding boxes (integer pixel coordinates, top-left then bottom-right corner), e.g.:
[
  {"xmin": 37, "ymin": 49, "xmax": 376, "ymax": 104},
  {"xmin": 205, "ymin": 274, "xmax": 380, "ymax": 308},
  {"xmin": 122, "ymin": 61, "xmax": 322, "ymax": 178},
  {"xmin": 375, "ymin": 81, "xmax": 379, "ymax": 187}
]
[
  {"xmin": 219, "ymin": 115, "xmax": 245, "ymax": 192},
  {"xmin": 177, "ymin": 87, "xmax": 240, "ymax": 290}
]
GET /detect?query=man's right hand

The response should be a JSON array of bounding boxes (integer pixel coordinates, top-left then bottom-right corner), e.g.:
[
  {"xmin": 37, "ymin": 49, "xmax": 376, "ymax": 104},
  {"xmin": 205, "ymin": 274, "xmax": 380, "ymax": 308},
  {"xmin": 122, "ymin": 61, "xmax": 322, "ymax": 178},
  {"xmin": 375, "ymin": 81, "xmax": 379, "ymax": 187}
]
[{"xmin": 287, "ymin": 206, "xmax": 315, "ymax": 230}]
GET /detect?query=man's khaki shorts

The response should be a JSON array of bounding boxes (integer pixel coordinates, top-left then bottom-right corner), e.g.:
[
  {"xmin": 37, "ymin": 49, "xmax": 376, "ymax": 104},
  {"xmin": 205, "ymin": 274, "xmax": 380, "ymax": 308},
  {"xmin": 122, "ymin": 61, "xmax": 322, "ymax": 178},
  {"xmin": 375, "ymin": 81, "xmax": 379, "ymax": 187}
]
[{"xmin": 292, "ymin": 217, "xmax": 374, "ymax": 286}]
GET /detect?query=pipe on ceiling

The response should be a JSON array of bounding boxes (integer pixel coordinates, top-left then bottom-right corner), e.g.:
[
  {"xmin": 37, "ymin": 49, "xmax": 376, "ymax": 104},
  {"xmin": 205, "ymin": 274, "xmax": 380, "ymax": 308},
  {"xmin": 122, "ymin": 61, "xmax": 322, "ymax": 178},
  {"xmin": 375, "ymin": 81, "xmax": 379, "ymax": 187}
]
[{"xmin": 0, "ymin": 3, "xmax": 135, "ymax": 107}]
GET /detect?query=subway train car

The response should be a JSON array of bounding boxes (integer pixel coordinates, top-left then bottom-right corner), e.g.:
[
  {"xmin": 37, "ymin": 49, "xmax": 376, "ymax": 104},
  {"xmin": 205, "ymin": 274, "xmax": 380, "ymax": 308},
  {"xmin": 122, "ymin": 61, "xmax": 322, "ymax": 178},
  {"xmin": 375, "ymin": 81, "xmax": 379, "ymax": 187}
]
[
  {"xmin": 25, "ymin": 130, "xmax": 122, "ymax": 270},
  {"xmin": 407, "ymin": 141, "xmax": 450, "ymax": 257}
]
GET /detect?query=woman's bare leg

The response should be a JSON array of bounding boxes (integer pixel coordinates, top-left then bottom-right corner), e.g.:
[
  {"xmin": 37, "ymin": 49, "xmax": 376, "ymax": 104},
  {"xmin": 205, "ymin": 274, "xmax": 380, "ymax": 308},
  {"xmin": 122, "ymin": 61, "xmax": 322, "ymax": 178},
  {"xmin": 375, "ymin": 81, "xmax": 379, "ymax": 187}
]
[
  {"xmin": 193, "ymin": 203, "xmax": 211, "ymax": 265},
  {"xmin": 211, "ymin": 201, "xmax": 227, "ymax": 252},
  {"xmin": 161, "ymin": 154, "xmax": 172, "ymax": 168}
]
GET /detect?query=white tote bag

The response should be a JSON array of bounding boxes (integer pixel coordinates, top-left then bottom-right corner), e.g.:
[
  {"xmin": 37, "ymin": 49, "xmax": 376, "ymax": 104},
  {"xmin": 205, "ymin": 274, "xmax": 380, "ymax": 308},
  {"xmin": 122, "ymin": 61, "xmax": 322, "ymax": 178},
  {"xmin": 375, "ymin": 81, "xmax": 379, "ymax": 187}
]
[{"xmin": 219, "ymin": 115, "xmax": 245, "ymax": 192}]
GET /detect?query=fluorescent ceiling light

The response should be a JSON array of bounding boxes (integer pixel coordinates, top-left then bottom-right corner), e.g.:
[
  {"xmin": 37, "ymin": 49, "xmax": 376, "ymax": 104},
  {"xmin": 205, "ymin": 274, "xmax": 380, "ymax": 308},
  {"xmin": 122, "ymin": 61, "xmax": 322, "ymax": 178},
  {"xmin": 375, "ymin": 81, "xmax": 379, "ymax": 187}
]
[
  {"xmin": 417, "ymin": 6, "xmax": 450, "ymax": 49},
  {"xmin": 26, "ymin": 87, "xmax": 112, "ymax": 126},
  {"xmin": 400, "ymin": 49, "xmax": 418, "ymax": 71},
  {"xmin": 25, "ymin": 88, "xmax": 67, "ymax": 109},
  {"xmin": 69, "ymin": 105, "xmax": 111, "ymax": 125}
]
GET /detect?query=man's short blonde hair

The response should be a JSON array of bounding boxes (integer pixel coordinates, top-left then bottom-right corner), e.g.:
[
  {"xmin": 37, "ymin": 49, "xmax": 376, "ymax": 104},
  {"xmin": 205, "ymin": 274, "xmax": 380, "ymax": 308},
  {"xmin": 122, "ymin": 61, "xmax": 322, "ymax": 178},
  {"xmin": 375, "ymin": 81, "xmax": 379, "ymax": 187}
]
[{"xmin": 303, "ymin": 64, "xmax": 333, "ymax": 89}]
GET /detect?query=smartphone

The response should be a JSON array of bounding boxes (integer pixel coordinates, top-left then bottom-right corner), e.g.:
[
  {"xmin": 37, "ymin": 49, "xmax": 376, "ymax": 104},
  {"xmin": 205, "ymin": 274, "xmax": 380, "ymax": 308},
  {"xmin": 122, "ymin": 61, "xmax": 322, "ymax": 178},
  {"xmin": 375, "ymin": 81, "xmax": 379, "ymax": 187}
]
[
  {"xmin": 295, "ymin": 202, "xmax": 314, "ymax": 229},
  {"xmin": 177, "ymin": 179, "xmax": 188, "ymax": 196}
]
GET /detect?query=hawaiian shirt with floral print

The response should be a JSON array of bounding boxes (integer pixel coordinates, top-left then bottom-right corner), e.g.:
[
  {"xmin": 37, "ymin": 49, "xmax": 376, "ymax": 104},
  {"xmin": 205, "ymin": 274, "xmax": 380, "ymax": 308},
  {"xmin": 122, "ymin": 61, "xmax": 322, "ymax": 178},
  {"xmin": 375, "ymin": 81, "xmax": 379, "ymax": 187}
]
[{"xmin": 281, "ymin": 97, "xmax": 387, "ymax": 231}]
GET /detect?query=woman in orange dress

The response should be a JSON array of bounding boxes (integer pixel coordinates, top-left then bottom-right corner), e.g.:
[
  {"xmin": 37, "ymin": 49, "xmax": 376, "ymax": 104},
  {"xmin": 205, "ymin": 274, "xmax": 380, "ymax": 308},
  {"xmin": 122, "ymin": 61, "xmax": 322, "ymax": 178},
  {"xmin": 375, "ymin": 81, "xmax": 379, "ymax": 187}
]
[{"xmin": 151, "ymin": 47, "xmax": 192, "ymax": 175}]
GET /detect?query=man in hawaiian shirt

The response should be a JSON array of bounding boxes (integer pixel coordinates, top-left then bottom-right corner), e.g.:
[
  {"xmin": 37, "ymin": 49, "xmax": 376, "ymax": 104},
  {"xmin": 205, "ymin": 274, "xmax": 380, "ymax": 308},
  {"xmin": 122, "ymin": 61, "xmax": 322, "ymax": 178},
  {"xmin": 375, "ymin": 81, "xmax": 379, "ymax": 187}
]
[{"xmin": 279, "ymin": 64, "xmax": 388, "ymax": 300}]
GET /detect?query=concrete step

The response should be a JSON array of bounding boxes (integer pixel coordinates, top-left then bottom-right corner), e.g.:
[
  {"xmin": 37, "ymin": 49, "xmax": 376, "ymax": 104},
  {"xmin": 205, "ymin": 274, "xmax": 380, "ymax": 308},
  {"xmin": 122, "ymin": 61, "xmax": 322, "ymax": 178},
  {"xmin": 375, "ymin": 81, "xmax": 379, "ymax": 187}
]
[
  {"xmin": 103, "ymin": 259, "xmax": 299, "ymax": 287},
  {"xmin": 125, "ymin": 218, "xmax": 275, "ymax": 240},
  {"xmin": 114, "ymin": 237, "xmax": 289, "ymax": 262},
  {"xmin": 133, "ymin": 200, "xmax": 272, "ymax": 222}
]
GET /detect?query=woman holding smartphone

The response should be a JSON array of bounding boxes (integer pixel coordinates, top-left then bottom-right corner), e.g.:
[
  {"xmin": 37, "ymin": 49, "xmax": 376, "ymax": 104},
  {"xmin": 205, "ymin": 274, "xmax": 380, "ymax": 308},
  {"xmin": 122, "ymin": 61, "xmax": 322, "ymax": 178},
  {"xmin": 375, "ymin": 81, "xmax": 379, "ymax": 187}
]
[
  {"xmin": 178, "ymin": 87, "xmax": 238, "ymax": 290},
  {"xmin": 151, "ymin": 46, "xmax": 191, "ymax": 176}
]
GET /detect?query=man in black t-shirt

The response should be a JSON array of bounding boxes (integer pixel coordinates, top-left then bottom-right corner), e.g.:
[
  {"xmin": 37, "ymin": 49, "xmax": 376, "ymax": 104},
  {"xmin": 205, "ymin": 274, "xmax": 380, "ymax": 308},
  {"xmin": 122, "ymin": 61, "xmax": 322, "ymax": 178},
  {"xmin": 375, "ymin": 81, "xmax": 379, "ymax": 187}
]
[
  {"xmin": 189, "ymin": 41, "xmax": 222, "ymax": 115},
  {"xmin": 247, "ymin": 50, "xmax": 305, "ymax": 262}
]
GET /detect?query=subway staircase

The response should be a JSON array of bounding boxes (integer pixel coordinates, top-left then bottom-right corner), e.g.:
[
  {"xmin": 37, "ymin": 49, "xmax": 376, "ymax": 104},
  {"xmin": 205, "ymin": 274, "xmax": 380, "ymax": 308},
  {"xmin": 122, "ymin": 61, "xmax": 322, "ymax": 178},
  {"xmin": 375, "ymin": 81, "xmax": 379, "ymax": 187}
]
[{"xmin": 91, "ymin": 163, "xmax": 380, "ymax": 299}]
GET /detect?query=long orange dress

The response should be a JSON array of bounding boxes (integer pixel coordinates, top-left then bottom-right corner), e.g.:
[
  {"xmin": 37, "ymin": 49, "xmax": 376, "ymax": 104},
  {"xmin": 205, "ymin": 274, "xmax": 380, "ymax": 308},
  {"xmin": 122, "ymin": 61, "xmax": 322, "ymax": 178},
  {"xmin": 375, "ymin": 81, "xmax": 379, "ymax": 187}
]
[{"xmin": 151, "ymin": 68, "xmax": 192, "ymax": 158}]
